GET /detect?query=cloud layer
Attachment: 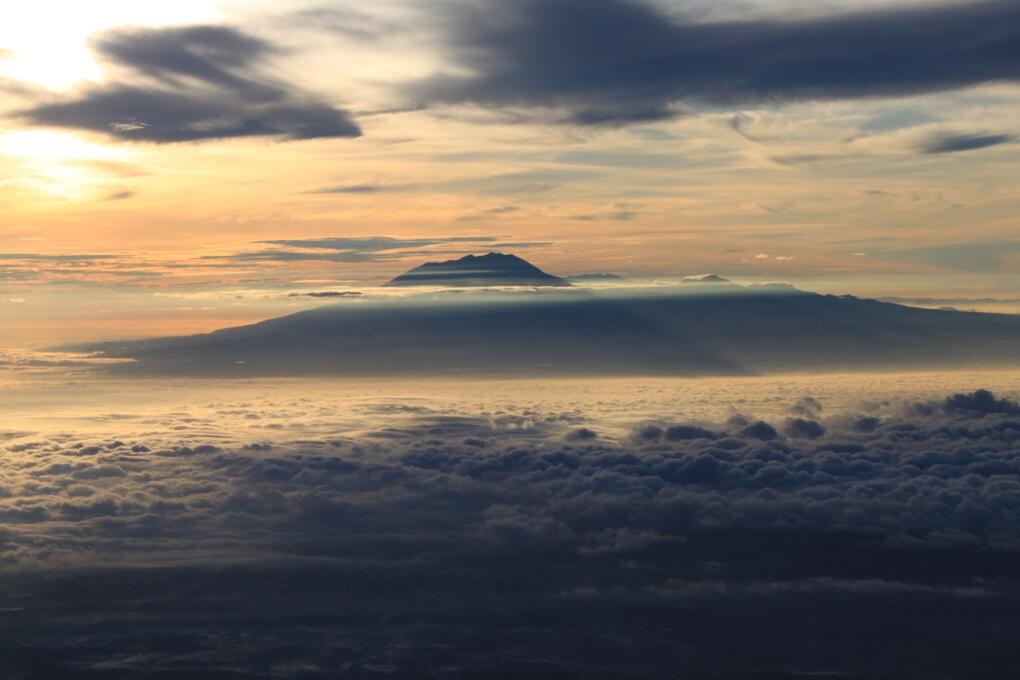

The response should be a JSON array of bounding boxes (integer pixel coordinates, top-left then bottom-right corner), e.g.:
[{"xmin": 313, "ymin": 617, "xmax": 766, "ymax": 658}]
[
  {"xmin": 2, "ymin": 377, "xmax": 1020, "ymax": 675},
  {"xmin": 2, "ymin": 382, "xmax": 1020, "ymax": 675},
  {"xmin": 212, "ymin": 235, "xmax": 548, "ymax": 264}
]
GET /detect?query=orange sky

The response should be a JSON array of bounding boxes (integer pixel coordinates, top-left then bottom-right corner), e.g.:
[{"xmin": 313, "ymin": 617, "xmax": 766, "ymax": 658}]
[{"xmin": 2, "ymin": 0, "xmax": 1019, "ymax": 346}]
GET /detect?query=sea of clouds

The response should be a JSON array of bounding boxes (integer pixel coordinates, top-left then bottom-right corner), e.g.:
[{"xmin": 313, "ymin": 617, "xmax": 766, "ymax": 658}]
[{"xmin": 1, "ymin": 378, "xmax": 1019, "ymax": 677}]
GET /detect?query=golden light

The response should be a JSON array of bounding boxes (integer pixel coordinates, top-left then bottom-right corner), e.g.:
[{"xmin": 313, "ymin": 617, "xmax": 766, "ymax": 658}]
[
  {"xmin": 0, "ymin": 0, "xmax": 224, "ymax": 90},
  {"xmin": 0, "ymin": 129, "xmax": 133, "ymax": 197}
]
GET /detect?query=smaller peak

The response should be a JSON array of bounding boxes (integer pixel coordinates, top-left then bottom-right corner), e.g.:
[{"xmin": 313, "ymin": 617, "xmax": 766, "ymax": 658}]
[{"xmin": 682, "ymin": 274, "xmax": 731, "ymax": 284}]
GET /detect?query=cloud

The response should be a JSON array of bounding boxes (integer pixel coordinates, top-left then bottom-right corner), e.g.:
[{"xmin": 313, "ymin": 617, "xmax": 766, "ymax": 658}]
[
  {"xmin": 260, "ymin": 236, "xmax": 500, "ymax": 252},
  {"xmin": 457, "ymin": 205, "xmax": 520, "ymax": 221},
  {"xmin": 284, "ymin": 6, "xmax": 402, "ymax": 41},
  {"xmin": 918, "ymin": 131, "xmax": 1017, "ymax": 154},
  {"xmin": 4, "ymin": 387, "xmax": 1020, "ymax": 568},
  {"xmin": 0, "ymin": 253, "xmax": 116, "ymax": 262},
  {"xmin": 206, "ymin": 235, "xmax": 550, "ymax": 265},
  {"xmin": 1, "ymin": 387, "xmax": 1020, "ymax": 675},
  {"xmin": 287, "ymin": 290, "xmax": 363, "ymax": 299},
  {"xmin": 20, "ymin": 25, "xmax": 361, "ymax": 142},
  {"xmin": 303, "ymin": 183, "xmax": 413, "ymax": 194},
  {"xmin": 210, "ymin": 249, "xmax": 384, "ymax": 263},
  {"xmin": 412, "ymin": 0, "xmax": 1020, "ymax": 125},
  {"xmin": 944, "ymin": 388, "xmax": 1020, "ymax": 416}
]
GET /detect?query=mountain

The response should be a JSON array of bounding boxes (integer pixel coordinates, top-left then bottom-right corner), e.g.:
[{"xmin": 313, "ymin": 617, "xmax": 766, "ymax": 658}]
[
  {"xmin": 385, "ymin": 252, "xmax": 569, "ymax": 287},
  {"xmin": 682, "ymin": 274, "xmax": 732, "ymax": 284},
  {"xmin": 68, "ymin": 283, "xmax": 1020, "ymax": 378}
]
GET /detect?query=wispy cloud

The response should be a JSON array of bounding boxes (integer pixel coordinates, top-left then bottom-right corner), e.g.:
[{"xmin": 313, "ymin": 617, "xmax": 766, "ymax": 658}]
[
  {"xmin": 303, "ymin": 183, "xmax": 414, "ymax": 195},
  {"xmin": 918, "ymin": 131, "xmax": 1017, "ymax": 154},
  {"xmin": 0, "ymin": 253, "xmax": 117, "ymax": 262},
  {"xmin": 259, "ymin": 236, "xmax": 502, "ymax": 252},
  {"xmin": 210, "ymin": 235, "xmax": 550, "ymax": 265}
]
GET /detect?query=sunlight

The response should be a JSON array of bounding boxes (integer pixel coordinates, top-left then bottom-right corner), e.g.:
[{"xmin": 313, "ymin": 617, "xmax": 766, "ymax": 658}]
[
  {"xmin": 0, "ymin": 129, "xmax": 132, "ymax": 197},
  {"xmin": 0, "ymin": 0, "xmax": 223, "ymax": 89}
]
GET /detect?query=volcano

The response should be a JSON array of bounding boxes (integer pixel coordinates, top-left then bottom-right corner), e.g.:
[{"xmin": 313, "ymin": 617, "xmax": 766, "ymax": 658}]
[{"xmin": 385, "ymin": 252, "xmax": 569, "ymax": 287}]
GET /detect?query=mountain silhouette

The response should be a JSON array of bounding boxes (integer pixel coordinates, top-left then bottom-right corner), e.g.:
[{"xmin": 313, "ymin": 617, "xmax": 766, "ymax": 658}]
[
  {"xmin": 682, "ymin": 274, "xmax": 732, "ymax": 284},
  {"xmin": 68, "ymin": 281, "xmax": 1020, "ymax": 377},
  {"xmin": 385, "ymin": 252, "xmax": 569, "ymax": 287}
]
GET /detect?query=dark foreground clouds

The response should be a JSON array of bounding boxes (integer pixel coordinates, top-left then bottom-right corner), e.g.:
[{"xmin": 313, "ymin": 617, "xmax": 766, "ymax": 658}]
[
  {"xmin": 2, "ymin": 388, "xmax": 1020, "ymax": 676},
  {"xmin": 414, "ymin": 0, "xmax": 1020, "ymax": 124},
  {"xmin": 21, "ymin": 25, "xmax": 361, "ymax": 142}
]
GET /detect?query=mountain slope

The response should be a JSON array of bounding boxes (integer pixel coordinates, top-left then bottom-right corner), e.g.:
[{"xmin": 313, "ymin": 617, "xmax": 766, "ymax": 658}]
[{"xmin": 69, "ymin": 284, "xmax": 1020, "ymax": 377}]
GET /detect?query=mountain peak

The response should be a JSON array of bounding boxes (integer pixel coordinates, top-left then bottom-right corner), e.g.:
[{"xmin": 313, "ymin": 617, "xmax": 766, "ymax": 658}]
[
  {"xmin": 386, "ymin": 252, "xmax": 569, "ymax": 287},
  {"xmin": 682, "ymin": 274, "xmax": 731, "ymax": 284}
]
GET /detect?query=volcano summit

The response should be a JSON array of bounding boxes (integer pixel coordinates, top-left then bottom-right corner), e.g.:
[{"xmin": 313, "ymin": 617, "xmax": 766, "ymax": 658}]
[{"xmin": 385, "ymin": 252, "xmax": 569, "ymax": 287}]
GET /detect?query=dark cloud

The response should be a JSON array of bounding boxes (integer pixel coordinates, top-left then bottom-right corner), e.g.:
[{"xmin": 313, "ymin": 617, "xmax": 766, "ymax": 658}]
[
  {"xmin": 919, "ymin": 131, "xmax": 1017, "ymax": 154},
  {"xmin": 413, "ymin": 0, "xmax": 1020, "ymax": 125},
  {"xmin": 944, "ymin": 388, "xmax": 1020, "ymax": 416},
  {"xmin": 21, "ymin": 25, "xmax": 361, "ymax": 142},
  {"xmin": 783, "ymin": 417, "xmax": 826, "ymax": 439},
  {"xmin": 2, "ymin": 388, "xmax": 1020, "ymax": 675},
  {"xmin": 287, "ymin": 290, "xmax": 363, "ymax": 299}
]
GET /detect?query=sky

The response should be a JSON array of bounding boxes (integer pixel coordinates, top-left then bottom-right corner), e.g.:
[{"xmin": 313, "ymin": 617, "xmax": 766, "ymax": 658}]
[{"xmin": 2, "ymin": 0, "xmax": 1020, "ymax": 345}]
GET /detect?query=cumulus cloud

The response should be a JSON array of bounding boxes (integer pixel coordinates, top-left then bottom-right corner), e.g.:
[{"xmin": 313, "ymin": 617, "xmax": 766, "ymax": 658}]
[
  {"xmin": 412, "ymin": 0, "xmax": 1020, "ymax": 125},
  {"xmin": 20, "ymin": 25, "xmax": 361, "ymax": 142},
  {"xmin": 2, "ymin": 386, "xmax": 1020, "ymax": 675},
  {"xmin": 3, "ymin": 387, "xmax": 1020, "ymax": 569}
]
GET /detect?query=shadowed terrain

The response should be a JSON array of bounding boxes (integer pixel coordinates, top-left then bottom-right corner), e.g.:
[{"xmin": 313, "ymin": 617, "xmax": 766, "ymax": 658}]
[{"xmin": 69, "ymin": 283, "xmax": 1020, "ymax": 377}]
